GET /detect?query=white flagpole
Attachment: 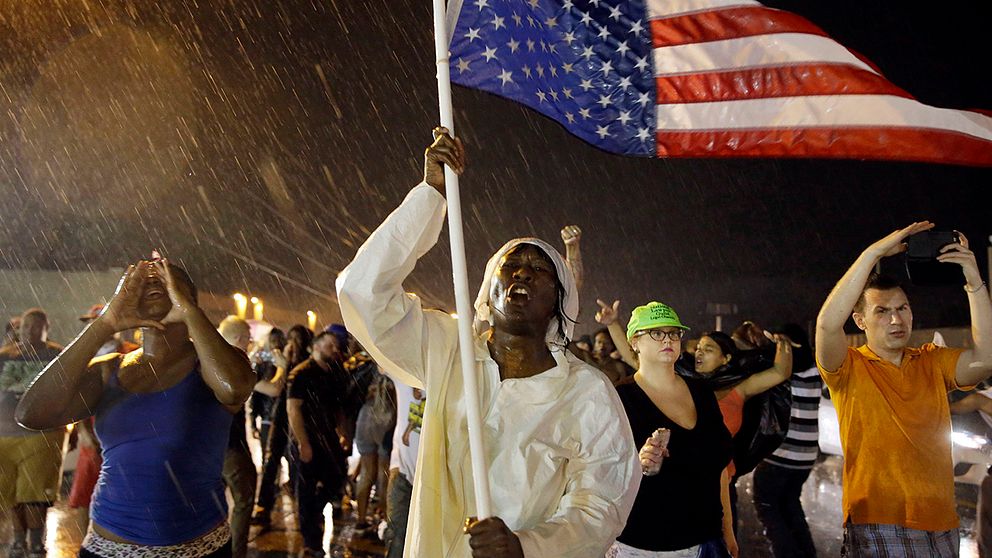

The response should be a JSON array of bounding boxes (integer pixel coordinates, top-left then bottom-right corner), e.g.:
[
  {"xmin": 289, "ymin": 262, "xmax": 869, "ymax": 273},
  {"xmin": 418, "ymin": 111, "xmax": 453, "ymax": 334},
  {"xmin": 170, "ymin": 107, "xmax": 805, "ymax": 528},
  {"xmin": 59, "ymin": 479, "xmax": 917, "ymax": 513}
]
[{"xmin": 431, "ymin": 0, "xmax": 493, "ymax": 520}]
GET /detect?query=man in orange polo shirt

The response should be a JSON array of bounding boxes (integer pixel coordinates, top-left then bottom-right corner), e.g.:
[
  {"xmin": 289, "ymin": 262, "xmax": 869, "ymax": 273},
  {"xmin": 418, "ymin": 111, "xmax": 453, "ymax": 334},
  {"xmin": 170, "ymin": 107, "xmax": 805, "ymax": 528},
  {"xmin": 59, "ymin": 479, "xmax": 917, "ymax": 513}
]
[{"xmin": 816, "ymin": 221, "xmax": 992, "ymax": 557}]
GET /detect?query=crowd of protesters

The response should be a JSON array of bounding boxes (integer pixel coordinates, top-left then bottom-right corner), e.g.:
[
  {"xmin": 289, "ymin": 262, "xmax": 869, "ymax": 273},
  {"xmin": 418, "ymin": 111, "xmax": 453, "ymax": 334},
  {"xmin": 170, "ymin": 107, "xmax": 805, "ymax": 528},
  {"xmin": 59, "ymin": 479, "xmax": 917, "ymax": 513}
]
[{"xmin": 0, "ymin": 130, "xmax": 991, "ymax": 558}]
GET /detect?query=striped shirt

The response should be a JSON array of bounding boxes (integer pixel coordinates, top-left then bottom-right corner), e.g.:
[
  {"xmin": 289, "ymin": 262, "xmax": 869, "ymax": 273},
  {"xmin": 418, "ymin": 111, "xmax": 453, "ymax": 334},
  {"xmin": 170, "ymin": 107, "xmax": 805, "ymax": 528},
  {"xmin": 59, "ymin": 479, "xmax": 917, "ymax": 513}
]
[{"xmin": 765, "ymin": 366, "xmax": 821, "ymax": 470}]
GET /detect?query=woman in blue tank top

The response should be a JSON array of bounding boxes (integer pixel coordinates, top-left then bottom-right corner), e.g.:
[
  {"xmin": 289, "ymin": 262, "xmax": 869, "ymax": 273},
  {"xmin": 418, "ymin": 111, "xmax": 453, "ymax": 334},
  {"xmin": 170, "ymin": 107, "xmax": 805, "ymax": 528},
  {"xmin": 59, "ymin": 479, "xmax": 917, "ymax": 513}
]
[{"xmin": 16, "ymin": 259, "xmax": 255, "ymax": 558}]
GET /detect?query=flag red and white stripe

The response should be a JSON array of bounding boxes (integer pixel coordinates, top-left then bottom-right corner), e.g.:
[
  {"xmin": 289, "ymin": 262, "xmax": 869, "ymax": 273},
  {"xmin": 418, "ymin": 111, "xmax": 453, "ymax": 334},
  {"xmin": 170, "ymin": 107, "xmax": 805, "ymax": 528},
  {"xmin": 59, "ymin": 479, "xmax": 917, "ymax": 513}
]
[{"xmin": 648, "ymin": 0, "xmax": 992, "ymax": 165}]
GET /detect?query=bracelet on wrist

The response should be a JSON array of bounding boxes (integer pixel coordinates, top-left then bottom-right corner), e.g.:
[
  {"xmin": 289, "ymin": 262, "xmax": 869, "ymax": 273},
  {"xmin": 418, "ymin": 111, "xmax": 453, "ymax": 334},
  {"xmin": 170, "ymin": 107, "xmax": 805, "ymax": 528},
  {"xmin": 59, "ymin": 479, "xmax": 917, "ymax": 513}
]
[{"xmin": 965, "ymin": 281, "xmax": 988, "ymax": 294}]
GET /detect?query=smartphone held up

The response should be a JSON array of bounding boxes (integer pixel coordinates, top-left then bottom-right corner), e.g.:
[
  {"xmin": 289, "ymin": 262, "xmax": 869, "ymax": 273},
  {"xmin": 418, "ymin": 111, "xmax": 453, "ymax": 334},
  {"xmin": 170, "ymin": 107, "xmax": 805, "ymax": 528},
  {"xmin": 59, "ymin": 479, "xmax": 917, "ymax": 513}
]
[{"xmin": 905, "ymin": 230, "xmax": 962, "ymax": 286}]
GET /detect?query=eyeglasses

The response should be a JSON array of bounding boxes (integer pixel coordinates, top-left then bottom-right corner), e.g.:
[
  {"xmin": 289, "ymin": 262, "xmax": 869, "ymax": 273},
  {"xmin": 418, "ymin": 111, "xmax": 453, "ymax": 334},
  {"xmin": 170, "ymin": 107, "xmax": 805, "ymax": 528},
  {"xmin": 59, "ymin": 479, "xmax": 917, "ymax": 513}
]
[{"xmin": 634, "ymin": 329, "xmax": 685, "ymax": 342}]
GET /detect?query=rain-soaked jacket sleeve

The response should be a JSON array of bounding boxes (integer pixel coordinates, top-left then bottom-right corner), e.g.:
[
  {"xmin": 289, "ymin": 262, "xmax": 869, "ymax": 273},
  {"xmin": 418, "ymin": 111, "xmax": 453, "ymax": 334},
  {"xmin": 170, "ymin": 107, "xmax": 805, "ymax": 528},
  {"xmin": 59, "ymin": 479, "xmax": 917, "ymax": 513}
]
[
  {"xmin": 335, "ymin": 183, "xmax": 457, "ymax": 390},
  {"xmin": 515, "ymin": 382, "xmax": 641, "ymax": 557}
]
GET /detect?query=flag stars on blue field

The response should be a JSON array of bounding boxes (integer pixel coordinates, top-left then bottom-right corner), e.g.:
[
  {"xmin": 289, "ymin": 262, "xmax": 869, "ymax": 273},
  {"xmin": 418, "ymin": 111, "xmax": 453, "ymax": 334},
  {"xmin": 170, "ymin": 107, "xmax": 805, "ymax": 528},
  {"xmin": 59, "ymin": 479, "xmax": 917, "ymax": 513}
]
[{"xmin": 450, "ymin": 0, "xmax": 657, "ymax": 154}]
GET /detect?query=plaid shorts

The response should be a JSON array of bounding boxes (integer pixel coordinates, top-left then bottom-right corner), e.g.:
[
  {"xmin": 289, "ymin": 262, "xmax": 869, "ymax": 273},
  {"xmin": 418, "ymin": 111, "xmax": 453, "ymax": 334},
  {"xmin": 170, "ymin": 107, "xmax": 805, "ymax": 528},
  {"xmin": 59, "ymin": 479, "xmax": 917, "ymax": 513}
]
[{"xmin": 843, "ymin": 523, "xmax": 959, "ymax": 557}]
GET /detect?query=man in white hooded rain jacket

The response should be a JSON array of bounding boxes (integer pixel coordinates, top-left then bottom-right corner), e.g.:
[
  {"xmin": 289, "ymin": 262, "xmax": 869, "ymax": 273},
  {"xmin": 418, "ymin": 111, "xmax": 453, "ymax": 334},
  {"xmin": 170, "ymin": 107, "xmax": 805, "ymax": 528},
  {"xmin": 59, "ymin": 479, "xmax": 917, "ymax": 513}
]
[{"xmin": 335, "ymin": 129, "xmax": 639, "ymax": 558}]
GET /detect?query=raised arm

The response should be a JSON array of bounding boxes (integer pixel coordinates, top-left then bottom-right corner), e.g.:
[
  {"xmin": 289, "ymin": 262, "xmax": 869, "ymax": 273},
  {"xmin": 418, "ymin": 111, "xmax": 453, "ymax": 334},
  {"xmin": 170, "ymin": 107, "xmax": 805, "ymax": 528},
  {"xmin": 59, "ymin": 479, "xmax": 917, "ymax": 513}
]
[
  {"xmin": 736, "ymin": 337, "xmax": 793, "ymax": 401},
  {"xmin": 155, "ymin": 259, "xmax": 254, "ymax": 406},
  {"xmin": 335, "ymin": 129, "xmax": 465, "ymax": 389},
  {"xmin": 815, "ymin": 221, "xmax": 934, "ymax": 371},
  {"xmin": 561, "ymin": 225, "xmax": 584, "ymax": 292},
  {"xmin": 939, "ymin": 233, "xmax": 992, "ymax": 386},
  {"xmin": 596, "ymin": 299, "xmax": 638, "ymax": 369},
  {"xmin": 16, "ymin": 264, "xmax": 164, "ymax": 429}
]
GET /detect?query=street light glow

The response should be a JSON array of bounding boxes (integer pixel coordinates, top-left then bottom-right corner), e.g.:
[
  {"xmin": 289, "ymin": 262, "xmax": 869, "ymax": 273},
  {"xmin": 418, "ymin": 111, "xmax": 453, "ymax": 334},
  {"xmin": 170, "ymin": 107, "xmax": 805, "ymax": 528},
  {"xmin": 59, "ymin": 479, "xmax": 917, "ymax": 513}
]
[{"xmin": 233, "ymin": 293, "xmax": 248, "ymax": 319}]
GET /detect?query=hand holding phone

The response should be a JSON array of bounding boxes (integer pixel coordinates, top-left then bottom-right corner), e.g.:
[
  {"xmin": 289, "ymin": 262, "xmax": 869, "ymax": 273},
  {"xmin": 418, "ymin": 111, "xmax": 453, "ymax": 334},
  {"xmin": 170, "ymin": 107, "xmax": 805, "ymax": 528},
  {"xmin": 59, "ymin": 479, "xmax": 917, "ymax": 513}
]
[{"xmin": 906, "ymin": 230, "xmax": 963, "ymax": 286}]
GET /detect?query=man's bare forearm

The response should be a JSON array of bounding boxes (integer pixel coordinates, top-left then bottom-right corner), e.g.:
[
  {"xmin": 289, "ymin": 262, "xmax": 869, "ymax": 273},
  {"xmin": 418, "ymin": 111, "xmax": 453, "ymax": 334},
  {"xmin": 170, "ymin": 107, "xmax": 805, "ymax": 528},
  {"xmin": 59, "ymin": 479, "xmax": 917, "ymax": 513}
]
[
  {"xmin": 565, "ymin": 245, "xmax": 583, "ymax": 292},
  {"xmin": 287, "ymin": 400, "xmax": 310, "ymax": 447},
  {"xmin": 816, "ymin": 250, "xmax": 879, "ymax": 370},
  {"xmin": 959, "ymin": 283, "xmax": 992, "ymax": 385},
  {"xmin": 818, "ymin": 250, "xmax": 879, "ymax": 332},
  {"xmin": 16, "ymin": 319, "xmax": 115, "ymax": 429}
]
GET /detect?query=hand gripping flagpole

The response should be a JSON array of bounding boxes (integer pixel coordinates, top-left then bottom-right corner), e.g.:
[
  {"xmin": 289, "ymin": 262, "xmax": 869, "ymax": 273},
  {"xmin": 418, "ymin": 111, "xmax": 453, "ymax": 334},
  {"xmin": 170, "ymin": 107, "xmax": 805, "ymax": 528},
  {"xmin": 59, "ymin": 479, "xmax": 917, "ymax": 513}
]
[{"xmin": 432, "ymin": 0, "xmax": 493, "ymax": 520}]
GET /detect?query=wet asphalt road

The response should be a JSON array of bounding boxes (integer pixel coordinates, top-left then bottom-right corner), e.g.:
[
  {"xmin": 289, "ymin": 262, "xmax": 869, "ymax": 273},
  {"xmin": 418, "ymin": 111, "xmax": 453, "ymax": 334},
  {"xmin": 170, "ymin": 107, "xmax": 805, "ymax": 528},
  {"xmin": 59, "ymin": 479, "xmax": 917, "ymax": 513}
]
[{"xmin": 4, "ymin": 455, "xmax": 981, "ymax": 557}]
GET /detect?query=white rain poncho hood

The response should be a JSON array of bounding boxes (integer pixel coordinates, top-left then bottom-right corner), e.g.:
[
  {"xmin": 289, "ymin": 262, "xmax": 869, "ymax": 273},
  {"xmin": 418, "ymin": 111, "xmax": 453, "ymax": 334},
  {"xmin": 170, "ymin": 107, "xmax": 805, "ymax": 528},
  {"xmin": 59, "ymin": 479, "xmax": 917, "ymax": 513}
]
[{"xmin": 473, "ymin": 237, "xmax": 578, "ymax": 345}]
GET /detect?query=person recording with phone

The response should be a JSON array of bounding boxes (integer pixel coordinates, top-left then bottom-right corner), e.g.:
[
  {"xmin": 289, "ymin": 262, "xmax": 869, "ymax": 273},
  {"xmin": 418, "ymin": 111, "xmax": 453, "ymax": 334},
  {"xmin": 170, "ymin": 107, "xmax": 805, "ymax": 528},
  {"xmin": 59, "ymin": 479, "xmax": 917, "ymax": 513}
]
[{"xmin": 816, "ymin": 221, "xmax": 992, "ymax": 557}]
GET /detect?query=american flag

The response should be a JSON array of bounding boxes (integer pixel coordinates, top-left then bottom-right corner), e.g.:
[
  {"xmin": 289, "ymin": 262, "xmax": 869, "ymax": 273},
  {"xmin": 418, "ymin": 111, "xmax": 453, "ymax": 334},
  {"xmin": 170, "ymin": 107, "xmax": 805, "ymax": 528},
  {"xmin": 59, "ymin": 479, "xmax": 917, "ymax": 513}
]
[{"xmin": 447, "ymin": 0, "xmax": 992, "ymax": 166}]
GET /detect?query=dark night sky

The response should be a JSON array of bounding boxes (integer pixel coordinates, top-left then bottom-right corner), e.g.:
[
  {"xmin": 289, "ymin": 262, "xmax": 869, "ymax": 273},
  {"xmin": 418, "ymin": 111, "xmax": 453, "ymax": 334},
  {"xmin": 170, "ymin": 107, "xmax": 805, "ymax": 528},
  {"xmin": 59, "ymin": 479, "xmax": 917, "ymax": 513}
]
[{"xmin": 0, "ymin": 0, "xmax": 988, "ymax": 336}]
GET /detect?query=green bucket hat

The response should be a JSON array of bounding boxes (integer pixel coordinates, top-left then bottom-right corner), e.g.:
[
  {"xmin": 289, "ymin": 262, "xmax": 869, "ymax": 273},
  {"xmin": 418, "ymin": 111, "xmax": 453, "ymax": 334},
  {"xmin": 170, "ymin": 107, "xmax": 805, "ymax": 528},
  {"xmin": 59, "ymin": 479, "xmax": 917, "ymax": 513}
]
[{"xmin": 626, "ymin": 301, "xmax": 690, "ymax": 340}]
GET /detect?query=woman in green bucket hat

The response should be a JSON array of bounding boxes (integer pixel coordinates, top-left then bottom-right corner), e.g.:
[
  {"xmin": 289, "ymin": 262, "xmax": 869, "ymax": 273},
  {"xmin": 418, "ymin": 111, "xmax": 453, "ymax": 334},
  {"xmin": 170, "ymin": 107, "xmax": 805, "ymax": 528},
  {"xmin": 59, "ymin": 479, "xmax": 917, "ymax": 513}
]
[
  {"xmin": 598, "ymin": 299, "xmax": 795, "ymax": 557},
  {"xmin": 605, "ymin": 301, "xmax": 735, "ymax": 558}
]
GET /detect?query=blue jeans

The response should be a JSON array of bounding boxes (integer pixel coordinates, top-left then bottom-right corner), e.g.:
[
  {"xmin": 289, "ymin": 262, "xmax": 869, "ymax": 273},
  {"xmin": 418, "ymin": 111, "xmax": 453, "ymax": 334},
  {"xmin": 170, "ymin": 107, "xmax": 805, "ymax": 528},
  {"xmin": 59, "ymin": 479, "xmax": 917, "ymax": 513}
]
[{"xmin": 384, "ymin": 471, "xmax": 413, "ymax": 558}]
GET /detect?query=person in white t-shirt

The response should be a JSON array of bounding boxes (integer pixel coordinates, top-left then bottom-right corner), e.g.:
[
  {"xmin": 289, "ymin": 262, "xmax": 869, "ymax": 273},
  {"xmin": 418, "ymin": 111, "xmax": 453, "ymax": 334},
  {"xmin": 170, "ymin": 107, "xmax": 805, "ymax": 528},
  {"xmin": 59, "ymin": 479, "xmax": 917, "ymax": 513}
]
[{"xmin": 384, "ymin": 382, "xmax": 423, "ymax": 558}]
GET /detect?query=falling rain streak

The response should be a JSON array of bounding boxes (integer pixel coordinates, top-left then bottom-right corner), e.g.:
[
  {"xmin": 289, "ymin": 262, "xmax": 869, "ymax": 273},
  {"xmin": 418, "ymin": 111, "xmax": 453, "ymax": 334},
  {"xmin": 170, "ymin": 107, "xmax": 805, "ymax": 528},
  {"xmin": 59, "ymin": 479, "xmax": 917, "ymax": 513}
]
[{"xmin": 0, "ymin": 0, "xmax": 989, "ymax": 556}]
